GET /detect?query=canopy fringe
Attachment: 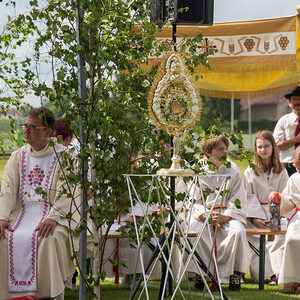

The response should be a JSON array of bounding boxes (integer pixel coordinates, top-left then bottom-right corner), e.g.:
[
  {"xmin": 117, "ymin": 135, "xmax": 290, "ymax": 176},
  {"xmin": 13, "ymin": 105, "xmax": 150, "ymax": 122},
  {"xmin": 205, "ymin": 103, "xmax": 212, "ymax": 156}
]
[{"xmin": 199, "ymin": 83, "xmax": 299, "ymax": 99}]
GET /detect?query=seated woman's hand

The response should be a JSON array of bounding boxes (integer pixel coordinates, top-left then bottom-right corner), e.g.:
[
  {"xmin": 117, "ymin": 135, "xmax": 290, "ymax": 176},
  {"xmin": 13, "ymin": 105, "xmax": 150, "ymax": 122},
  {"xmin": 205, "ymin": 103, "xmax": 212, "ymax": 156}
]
[
  {"xmin": 211, "ymin": 212, "xmax": 230, "ymax": 226},
  {"xmin": 268, "ymin": 191, "xmax": 278, "ymax": 204},
  {"xmin": 197, "ymin": 212, "xmax": 230, "ymax": 226},
  {"xmin": 197, "ymin": 213, "xmax": 206, "ymax": 222},
  {"xmin": 157, "ymin": 205, "xmax": 170, "ymax": 215},
  {"xmin": 252, "ymin": 218, "xmax": 269, "ymax": 229}
]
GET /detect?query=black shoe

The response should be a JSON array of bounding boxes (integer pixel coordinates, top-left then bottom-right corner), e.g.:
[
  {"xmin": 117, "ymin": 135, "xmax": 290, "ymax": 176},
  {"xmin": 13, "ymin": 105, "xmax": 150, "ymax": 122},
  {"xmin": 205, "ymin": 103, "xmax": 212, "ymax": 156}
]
[
  {"xmin": 195, "ymin": 274, "xmax": 204, "ymax": 291},
  {"xmin": 269, "ymin": 274, "xmax": 278, "ymax": 286},
  {"xmin": 229, "ymin": 271, "xmax": 241, "ymax": 291}
]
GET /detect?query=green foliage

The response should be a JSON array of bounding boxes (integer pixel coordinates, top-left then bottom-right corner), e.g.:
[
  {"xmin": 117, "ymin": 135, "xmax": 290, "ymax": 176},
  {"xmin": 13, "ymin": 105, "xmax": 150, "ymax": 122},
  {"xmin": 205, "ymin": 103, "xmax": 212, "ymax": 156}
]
[
  {"xmin": 234, "ymin": 198, "xmax": 242, "ymax": 209},
  {"xmin": 0, "ymin": 119, "xmax": 12, "ymax": 132},
  {"xmin": 34, "ymin": 186, "xmax": 48, "ymax": 199},
  {"xmin": 0, "ymin": 1, "xmax": 252, "ymax": 297},
  {"xmin": 182, "ymin": 123, "xmax": 253, "ymax": 171},
  {"xmin": 198, "ymin": 96, "xmax": 241, "ymax": 130},
  {"xmin": 234, "ymin": 119, "xmax": 277, "ymax": 133}
]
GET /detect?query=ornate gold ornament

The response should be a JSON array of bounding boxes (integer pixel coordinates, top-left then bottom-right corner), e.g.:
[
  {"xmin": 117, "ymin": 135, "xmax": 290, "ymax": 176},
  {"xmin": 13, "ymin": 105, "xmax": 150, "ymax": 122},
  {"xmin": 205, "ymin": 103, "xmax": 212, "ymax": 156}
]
[{"xmin": 148, "ymin": 52, "xmax": 202, "ymax": 175}]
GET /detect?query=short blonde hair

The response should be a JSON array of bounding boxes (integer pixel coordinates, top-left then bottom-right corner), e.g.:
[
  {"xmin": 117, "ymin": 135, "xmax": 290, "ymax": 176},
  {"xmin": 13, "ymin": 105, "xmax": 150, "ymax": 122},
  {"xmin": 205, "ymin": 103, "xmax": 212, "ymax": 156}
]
[{"xmin": 202, "ymin": 134, "xmax": 229, "ymax": 155}]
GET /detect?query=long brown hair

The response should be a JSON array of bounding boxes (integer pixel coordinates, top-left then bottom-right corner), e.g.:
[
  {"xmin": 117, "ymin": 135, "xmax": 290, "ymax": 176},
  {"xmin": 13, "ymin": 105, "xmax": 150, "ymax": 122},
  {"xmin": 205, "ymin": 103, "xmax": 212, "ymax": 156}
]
[{"xmin": 253, "ymin": 130, "xmax": 284, "ymax": 175}]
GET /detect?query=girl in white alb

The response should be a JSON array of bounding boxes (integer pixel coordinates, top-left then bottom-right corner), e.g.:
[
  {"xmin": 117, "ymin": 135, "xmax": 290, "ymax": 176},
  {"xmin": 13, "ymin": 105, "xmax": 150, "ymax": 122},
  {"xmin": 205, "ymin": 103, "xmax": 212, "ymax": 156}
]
[{"xmin": 243, "ymin": 130, "xmax": 288, "ymax": 282}]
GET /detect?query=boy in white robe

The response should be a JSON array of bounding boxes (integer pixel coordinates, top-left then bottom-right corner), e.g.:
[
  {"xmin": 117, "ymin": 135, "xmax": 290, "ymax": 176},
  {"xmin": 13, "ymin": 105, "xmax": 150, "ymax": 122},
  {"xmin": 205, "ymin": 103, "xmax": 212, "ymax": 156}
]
[{"xmin": 186, "ymin": 135, "xmax": 250, "ymax": 291}]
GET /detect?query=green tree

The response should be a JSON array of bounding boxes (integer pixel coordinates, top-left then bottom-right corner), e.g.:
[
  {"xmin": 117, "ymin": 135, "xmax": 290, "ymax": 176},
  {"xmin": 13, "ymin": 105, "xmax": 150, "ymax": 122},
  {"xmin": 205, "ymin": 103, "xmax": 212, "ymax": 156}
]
[
  {"xmin": 199, "ymin": 96, "xmax": 241, "ymax": 130},
  {"xmin": 0, "ymin": 0, "xmax": 216, "ymax": 298},
  {"xmin": 0, "ymin": 1, "xmax": 254, "ymax": 299}
]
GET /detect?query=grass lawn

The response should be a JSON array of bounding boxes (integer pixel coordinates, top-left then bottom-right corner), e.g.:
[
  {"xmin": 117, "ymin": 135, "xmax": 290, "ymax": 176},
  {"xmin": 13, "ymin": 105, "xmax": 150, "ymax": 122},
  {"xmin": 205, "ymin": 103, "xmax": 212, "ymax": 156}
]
[
  {"xmin": 65, "ymin": 275, "xmax": 299, "ymax": 299},
  {"xmin": 0, "ymin": 155, "xmax": 250, "ymax": 181},
  {"xmin": 0, "ymin": 156, "xmax": 9, "ymax": 181}
]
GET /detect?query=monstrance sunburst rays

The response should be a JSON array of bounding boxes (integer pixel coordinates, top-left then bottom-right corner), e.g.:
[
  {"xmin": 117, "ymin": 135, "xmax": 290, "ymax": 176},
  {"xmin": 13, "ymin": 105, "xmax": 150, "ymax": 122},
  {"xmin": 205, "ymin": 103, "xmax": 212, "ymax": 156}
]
[{"xmin": 148, "ymin": 52, "xmax": 202, "ymax": 175}]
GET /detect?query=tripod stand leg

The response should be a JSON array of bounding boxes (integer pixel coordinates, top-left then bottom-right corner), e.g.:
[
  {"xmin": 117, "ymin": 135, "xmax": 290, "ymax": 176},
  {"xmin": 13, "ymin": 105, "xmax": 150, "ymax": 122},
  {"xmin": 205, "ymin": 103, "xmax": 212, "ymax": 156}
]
[
  {"xmin": 158, "ymin": 246, "xmax": 168, "ymax": 299},
  {"xmin": 159, "ymin": 230, "xmax": 176, "ymax": 299},
  {"xmin": 130, "ymin": 233, "xmax": 166, "ymax": 300},
  {"xmin": 186, "ymin": 239, "xmax": 229, "ymax": 300}
]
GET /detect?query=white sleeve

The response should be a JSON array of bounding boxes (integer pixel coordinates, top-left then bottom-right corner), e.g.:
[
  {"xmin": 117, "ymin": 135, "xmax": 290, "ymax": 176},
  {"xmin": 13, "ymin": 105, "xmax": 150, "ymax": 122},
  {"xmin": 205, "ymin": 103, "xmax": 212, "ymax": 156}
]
[
  {"xmin": 273, "ymin": 117, "xmax": 286, "ymax": 142},
  {"xmin": 243, "ymin": 168, "xmax": 266, "ymax": 219}
]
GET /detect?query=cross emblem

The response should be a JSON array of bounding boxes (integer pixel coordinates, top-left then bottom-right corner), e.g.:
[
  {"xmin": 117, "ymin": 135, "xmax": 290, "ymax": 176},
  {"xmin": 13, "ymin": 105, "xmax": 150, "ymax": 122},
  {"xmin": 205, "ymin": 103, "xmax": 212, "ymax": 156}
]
[{"xmin": 198, "ymin": 38, "xmax": 217, "ymax": 54}]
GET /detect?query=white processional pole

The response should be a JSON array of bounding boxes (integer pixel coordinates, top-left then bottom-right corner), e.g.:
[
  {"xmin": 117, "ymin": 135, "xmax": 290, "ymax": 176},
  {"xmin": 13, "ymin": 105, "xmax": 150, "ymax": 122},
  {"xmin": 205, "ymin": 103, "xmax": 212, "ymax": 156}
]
[
  {"xmin": 248, "ymin": 96, "xmax": 252, "ymax": 150},
  {"xmin": 231, "ymin": 94, "xmax": 234, "ymax": 133}
]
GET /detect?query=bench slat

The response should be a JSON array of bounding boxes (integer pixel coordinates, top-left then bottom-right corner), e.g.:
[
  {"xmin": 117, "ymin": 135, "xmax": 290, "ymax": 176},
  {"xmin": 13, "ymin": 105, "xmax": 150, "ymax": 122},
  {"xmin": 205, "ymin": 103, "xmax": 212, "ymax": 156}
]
[{"xmin": 246, "ymin": 228, "xmax": 286, "ymax": 236}]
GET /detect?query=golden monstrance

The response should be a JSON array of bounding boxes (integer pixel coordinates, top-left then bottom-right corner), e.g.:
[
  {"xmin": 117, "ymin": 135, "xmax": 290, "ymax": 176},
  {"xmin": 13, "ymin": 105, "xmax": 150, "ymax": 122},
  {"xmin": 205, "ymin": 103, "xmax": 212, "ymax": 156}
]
[{"xmin": 148, "ymin": 52, "xmax": 202, "ymax": 175}]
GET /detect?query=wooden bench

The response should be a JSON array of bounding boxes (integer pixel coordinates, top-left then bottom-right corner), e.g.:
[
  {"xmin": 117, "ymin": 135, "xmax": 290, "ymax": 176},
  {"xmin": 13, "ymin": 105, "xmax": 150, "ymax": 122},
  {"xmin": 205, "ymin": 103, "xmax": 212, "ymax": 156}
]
[
  {"xmin": 246, "ymin": 228, "xmax": 286, "ymax": 290},
  {"xmin": 103, "ymin": 230, "xmax": 199, "ymax": 239},
  {"xmin": 103, "ymin": 229, "xmax": 286, "ymax": 290},
  {"xmin": 185, "ymin": 229, "xmax": 286, "ymax": 290}
]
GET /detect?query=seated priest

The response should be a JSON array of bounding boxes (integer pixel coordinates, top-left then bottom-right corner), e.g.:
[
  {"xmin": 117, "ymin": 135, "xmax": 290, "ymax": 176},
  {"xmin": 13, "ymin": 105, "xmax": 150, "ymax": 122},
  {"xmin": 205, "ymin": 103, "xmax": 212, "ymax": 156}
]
[{"xmin": 0, "ymin": 107, "xmax": 80, "ymax": 300}]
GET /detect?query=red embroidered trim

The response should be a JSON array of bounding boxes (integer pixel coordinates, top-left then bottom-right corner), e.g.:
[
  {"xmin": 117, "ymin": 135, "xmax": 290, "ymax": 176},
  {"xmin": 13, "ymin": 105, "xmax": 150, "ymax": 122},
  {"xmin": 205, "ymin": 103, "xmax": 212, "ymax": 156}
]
[
  {"xmin": 211, "ymin": 206, "xmax": 226, "ymax": 210},
  {"xmin": 288, "ymin": 207, "xmax": 300, "ymax": 224},
  {"xmin": 8, "ymin": 148, "xmax": 61, "ymax": 287},
  {"xmin": 28, "ymin": 165, "xmax": 45, "ymax": 186}
]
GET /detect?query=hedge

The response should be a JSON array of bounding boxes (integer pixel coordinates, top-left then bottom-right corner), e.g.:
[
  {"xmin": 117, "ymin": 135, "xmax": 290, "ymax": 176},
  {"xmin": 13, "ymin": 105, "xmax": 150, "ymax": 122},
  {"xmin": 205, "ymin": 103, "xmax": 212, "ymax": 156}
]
[
  {"xmin": 234, "ymin": 120, "xmax": 277, "ymax": 133},
  {"xmin": 0, "ymin": 119, "xmax": 14, "ymax": 133}
]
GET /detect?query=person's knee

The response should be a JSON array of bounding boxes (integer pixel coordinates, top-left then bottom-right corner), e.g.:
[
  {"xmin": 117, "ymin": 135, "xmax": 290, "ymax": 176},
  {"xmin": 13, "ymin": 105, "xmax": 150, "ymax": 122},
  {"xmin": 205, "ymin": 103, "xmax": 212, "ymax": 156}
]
[{"xmin": 285, "ymin": 237, "xmax": 299, "ymax": 249}]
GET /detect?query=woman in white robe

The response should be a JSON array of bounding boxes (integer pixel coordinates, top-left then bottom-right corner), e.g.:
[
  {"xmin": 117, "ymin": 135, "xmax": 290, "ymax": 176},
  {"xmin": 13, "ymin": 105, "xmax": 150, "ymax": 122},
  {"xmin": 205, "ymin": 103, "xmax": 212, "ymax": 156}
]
[{"xmin": 243, "ymin": 131, "xmax": 288, "ymax": 281}]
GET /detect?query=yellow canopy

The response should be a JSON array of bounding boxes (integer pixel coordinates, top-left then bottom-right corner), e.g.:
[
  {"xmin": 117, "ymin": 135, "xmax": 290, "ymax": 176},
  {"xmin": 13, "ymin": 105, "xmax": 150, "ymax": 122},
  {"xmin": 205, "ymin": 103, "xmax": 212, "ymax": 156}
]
[{"xmin": 150, "ymin": 14, "xmax": 300, "ymax": 98}]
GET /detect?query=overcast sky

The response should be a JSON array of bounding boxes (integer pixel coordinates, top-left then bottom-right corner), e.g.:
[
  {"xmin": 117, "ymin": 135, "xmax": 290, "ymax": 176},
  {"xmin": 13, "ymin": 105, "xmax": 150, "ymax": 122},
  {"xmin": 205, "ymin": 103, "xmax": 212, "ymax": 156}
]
[
  {"xmin": 1, "ymin": 0, "xmax": 299, "ymax": 23},
  {"xmin": 214, "ymin": 0, "xmax": 300, "ymax": 22},
  {"xmin": 1, "ymin": 0, "xmax": 300, "ymax": 107}
]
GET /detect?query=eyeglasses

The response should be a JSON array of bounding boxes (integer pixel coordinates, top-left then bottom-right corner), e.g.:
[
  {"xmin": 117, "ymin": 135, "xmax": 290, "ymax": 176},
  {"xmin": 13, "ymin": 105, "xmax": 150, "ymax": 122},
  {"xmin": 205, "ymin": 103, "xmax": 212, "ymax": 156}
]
[{"xmin": 21, "ymin": 124, "xmax": 47, "ymax": 131}]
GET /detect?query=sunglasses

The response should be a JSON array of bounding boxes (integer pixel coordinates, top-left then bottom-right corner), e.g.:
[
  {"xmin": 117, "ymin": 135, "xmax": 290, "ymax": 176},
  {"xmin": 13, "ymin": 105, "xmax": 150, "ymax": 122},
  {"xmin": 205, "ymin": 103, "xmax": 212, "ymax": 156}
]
[{"xmin": 21, "ymin": 124, "xmax": 47, "ymax": 130}]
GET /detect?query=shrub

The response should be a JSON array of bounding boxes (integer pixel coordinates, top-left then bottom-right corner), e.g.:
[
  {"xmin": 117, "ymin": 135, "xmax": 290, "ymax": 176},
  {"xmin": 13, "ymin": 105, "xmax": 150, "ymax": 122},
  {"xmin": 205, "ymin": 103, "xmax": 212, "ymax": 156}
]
[{"xmin": 234, "ymin": 120, "xmax": 277, "ymax": 133}]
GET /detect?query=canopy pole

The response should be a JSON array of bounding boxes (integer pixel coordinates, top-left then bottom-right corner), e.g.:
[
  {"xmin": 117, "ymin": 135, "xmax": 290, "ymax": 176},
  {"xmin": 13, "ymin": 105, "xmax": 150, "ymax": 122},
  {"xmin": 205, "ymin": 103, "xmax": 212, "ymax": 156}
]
[
  {"xmin": 230, "ymin": 94, "xmax": 234, "ymax": 133},
  {"xmin": 248, "ymin": 97, "xmax": 252, "ymax": 149}
]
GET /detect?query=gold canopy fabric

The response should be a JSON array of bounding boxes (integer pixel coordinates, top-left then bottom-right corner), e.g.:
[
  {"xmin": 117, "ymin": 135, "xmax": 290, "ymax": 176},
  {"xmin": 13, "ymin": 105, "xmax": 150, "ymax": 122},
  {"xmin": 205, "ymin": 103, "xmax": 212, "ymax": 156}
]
[{"xmin": 148, "ymin": 14, "xmax": 300, "ymax": 98}]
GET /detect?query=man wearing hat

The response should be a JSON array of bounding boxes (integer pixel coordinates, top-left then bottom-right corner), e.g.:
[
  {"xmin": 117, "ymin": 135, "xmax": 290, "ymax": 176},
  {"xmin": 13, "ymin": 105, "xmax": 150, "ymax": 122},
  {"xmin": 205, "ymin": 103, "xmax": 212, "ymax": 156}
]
[{"xmin": 273, "ymin": 86, "xmax": 300, "ymax": 176}]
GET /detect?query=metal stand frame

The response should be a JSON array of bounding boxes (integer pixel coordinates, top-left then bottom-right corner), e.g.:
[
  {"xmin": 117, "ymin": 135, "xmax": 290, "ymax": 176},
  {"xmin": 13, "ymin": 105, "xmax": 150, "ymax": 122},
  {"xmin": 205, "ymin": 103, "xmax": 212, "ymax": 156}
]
[{"xmin": 124, "ymin": 174, "xmax": 230, "ymax": 300}]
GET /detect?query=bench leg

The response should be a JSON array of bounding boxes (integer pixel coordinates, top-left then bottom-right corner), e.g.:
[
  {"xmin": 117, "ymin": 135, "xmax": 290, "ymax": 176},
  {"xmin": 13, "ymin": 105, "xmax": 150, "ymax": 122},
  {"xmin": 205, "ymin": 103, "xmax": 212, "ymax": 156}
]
[{"xmin": 259, "ymin": 235, "xmax": 266, "ymax": 290}]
